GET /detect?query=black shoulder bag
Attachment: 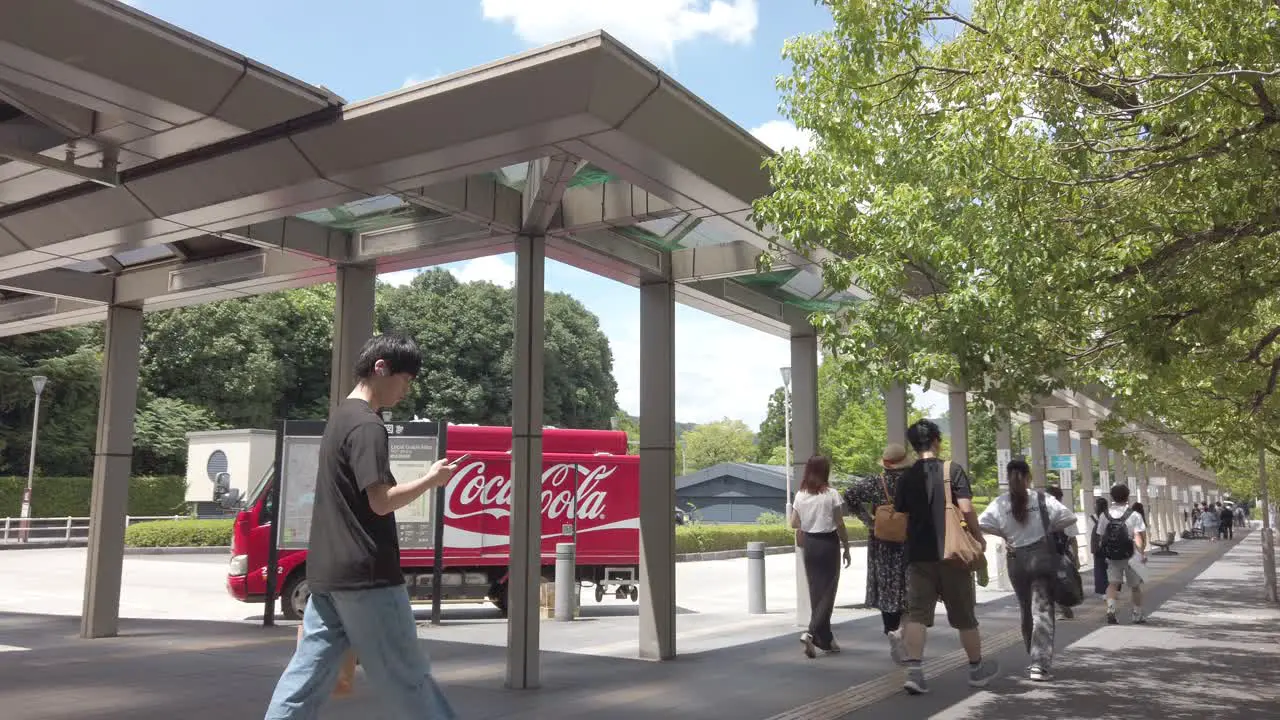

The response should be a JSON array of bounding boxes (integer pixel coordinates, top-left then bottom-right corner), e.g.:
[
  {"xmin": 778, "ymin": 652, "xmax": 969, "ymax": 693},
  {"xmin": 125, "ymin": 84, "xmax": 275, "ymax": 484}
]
[{"xmin": 1037, "ymin": 492, "xmax": 1084, "ymax": 608}]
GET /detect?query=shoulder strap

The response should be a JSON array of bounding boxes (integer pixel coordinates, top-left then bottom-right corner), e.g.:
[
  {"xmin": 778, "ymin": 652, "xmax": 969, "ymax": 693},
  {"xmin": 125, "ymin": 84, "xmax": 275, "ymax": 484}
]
[
  {"xmin": 942, "ymin": 462, "xmax": 954, "ymax": 507},
  {"xmin": 1118, "ymin": 507, "xmax": 1135, "ymax": 522},
  {"xmin": 1036, "ymin": 490, "xmax": 1051, "ymax": 534},
  {"xmin": 878, "ymin": 474, "xmax": 893, "ymax": 504}
]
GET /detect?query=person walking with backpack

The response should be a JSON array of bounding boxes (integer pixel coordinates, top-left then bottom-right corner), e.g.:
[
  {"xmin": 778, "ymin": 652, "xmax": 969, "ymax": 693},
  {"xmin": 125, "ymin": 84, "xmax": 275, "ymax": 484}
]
[
  {"xmin": 1097, "ymin": 484, "xmax": 1148, "ymax": 625},
  {"xmin": 790, "ymin": 455, "xmax": 852, "ymax": 658},
  {"xmin": 843, "ymin": 444, "xmax": 913, "ymax": 664},
  {"xmin": 893, "ymin": 420, "xmax": 1000, "ymax": 695},
  {"xmin": 978, "ymin": 458, "xmax": 1078, "ymax": 682}
]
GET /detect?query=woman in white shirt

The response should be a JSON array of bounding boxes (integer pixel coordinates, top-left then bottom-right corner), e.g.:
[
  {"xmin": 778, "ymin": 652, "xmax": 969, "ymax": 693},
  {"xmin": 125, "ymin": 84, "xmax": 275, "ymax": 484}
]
[
  {"xmin": 978, "ymin": 457, "xmax": 1077, "ymax": 682},
  {"xmin": 789, "ymin": 455, "xmax": 851, "ymax": 658}
]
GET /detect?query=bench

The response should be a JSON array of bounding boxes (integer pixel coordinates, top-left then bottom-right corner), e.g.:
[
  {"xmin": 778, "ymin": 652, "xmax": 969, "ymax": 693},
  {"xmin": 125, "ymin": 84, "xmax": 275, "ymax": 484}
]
[{"xmin": 1151, "ymin": 531, "xmax": 1178, "ymax": 556}]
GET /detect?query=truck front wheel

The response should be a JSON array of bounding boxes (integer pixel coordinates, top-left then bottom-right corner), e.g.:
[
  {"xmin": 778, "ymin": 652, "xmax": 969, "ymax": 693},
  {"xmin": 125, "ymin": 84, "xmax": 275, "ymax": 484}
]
[
  {"xmin": 281, "ymin": 572, "xmax": 310, "ymax": 621},
  {"xmin": 490, "ymin": 581, "xmax": 509, "ymax": 618}
]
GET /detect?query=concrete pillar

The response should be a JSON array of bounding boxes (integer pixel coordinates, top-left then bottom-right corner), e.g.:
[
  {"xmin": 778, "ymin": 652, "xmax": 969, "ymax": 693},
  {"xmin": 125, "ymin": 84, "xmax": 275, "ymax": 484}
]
[
  {"xmin": 948, "ymin": 389, "xmax": 969, "ymax": 469},
  {"xmin": 1137, "ymin": 462, "xmax": 1151, "ymax": 533},
  {"xmin": 1078, "ymin": 431, "xmax": 1095, "ymax": 511},
  {"xmin": 81, "ymin": 305, "xmax": 144, "ymax": 639},
  {"xmin": 329, "ymin": 263, "xmax": 376, "ymax": 410},
  {"xmin": 1029, "ymin": 409, "xmax": 1047, "ymax": 488},
  {"xmin": 507, "ymin": 235, "xmax": 546, "ymax": 689},
  {"xmin": 1056, "ymin": 423, "xmax": 1073, "ymax": 499},
  {"xmin": 790, "ymin": 330, "xmax": 819, "ymax": 628},
  {"xmin": 1098, "ymin": 446, "xmax": 1111, "ymax": 491},
  {"xmin": 884, "ymin": 383, "xmax": 907, "ymax": 447},
  {"xmin": 638, "ymin": 279, "xmax": 676, "ymax": 660},
  {"xmin": 995, "ymin": 409, "xmax": 1012, "ymax": 493}
]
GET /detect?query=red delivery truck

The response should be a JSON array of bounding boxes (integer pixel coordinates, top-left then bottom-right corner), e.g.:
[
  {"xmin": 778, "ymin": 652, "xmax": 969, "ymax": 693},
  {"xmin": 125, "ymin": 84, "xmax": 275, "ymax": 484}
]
[{"xmin": 225, "ymin": 424, "xmax": 641, "ymax": 619}]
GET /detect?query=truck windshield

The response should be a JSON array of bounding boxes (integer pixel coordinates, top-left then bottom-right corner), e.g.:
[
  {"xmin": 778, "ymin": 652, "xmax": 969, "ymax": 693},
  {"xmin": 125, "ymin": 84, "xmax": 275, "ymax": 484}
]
[{"xmin": 246, "ymin": 464, "xmax": 274, "ymax": 507}]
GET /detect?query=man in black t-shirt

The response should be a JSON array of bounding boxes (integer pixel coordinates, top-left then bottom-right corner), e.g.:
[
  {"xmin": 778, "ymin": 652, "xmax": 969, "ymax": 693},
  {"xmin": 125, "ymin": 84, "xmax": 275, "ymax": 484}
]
[
  {"xmin": 893, "ymin": 419, "xmax": 999, "ymax": 695},
  {"xmin": 265, "ymin": 333, "xmax": 458, "ymax": 720}
]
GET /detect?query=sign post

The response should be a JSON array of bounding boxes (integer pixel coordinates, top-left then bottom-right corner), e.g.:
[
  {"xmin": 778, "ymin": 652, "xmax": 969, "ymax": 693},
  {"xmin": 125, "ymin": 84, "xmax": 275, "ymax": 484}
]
[{"xmin": 996, "ymin": 449, "xmax": 1012, "ymax": 491}]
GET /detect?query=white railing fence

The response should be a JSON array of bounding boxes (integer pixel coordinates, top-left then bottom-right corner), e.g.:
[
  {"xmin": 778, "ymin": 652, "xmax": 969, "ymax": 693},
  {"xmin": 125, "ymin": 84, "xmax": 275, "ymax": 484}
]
[{"xmin": 0, "ymin": 515, "xmax": 194, "ymax": 544}]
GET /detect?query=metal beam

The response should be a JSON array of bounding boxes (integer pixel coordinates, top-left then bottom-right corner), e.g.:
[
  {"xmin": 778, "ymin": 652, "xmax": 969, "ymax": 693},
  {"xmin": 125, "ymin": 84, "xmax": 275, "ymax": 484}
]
[
  {"xmin": 671, "ymin": 241, "xmax": 792, "ymax": 282},
  {"xmin": 0, "ymin": 267, "xmax": 113, "ymax": 303},
  {"xmin": 522, "ymin": 154, "xmax": 581, "ymax": 234},
  {"xmin": 0, "ymin": 142, "xmax": 119, "ymax": 187},
  {"xmin": 216, "ymin": 217, "xmax": 350, "ymax": 261}
]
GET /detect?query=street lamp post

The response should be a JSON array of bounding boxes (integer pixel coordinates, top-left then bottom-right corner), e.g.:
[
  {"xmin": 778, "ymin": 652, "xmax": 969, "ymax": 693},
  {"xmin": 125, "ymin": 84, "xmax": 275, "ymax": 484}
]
[
  {"xmin": 19, "ymin": 375, "xmax": 48, "ymax": 543},
  {"xmin": 780, "ymin": 367, "xmax": 792, "ymax": 518}
]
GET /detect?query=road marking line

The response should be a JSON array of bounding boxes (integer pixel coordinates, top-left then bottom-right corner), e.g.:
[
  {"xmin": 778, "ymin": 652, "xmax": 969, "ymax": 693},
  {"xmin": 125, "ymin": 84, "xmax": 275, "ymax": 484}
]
[
  {"xmin": 0, "ymin": 644, "xmax": 31, "ymax": 652},
  {"xmin": 764, "ymin": 547, "xmax": 1210, "ymax": 720}
]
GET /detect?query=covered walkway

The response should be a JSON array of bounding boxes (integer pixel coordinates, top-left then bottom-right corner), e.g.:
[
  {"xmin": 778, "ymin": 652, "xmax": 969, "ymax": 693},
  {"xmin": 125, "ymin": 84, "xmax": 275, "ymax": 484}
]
[{"xmin": 0, "ymin": 529, "xmax": 1271, "ymax": 719}]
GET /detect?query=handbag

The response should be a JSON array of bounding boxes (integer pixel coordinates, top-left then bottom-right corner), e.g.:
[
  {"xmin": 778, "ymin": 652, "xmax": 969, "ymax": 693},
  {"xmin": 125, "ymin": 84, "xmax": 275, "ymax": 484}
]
[
  {"xmin": 941, "ymin": 461, "xmax": 985, "ymax": 571},
  {"xmin": 872, "ymin": 474, "xmax": 908, "ymax": 543},
  {"xmin": 1036, "ymin": 491, "xmax": 1084, "ymax": 608}
]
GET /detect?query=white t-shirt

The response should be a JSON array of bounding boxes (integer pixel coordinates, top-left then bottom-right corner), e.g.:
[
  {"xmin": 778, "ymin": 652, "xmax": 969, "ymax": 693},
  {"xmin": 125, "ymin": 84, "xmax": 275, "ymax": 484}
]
[
  {"xmin": 1094, "ymin": 503, "xmax": 1147, "ymax": 539},
  {"xmin": 978, "ymin": 490, "xmax": 1076, "ymax": 548},
  {"xmin": 792, "ymin": 487, "xmax": 843, "ymax": 533}
]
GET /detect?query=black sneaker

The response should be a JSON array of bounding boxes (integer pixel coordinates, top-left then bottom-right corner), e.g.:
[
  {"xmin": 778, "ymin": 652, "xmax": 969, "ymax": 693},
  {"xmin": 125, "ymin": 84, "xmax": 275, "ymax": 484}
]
[{"xmin": 1106, "ymin": 610, "xmax": 1118, "ymax": 625}]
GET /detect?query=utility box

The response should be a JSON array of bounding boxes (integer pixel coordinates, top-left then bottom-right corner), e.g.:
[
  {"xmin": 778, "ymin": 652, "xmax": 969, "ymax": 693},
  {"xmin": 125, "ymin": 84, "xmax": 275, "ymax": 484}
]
[{"xmin": 185, "ymin": 429, "xmax": 276, "ymax": 513}]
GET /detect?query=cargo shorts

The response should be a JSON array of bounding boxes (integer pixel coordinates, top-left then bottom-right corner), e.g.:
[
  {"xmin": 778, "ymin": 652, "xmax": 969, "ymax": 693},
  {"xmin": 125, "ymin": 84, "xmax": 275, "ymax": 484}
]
[{"xmin": 906, "ymin": 560, "xmax": 979, "ymax": 630}]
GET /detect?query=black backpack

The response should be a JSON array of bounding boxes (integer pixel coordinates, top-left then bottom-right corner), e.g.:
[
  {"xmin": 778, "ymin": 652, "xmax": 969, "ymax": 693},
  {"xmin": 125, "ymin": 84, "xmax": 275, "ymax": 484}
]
[{"xmin": 1099, "ymin": 507, "xmax": 1136, "ymax": 560}]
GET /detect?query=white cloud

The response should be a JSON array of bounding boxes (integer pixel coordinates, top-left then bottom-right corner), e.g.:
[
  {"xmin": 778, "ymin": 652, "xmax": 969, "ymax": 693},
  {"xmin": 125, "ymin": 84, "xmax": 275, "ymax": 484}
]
[
  {"xmin": 750, "ymin": 119, "xmax": 815, "ymax": 154},
  {"xmin": 379, "ymin": 269, "xmax": 421, "ymax": 287},
  {"xmin": 609, "ymin": 304, "xmax": 789, "ymax": 430},
  {"xmin": 480, "ymin": 0, "xmax": 758, "ymax": 65},
  {"xmin": 402, "ymin": 71, "xmax": 442, "ymax": 89},
  {"xmin": 452, "ymin": 255, "xmax": 515, "ymax": 287}
]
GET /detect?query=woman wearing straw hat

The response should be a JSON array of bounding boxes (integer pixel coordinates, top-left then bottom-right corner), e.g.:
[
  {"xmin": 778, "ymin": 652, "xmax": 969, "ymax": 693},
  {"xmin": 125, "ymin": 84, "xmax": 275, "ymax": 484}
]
[{"xmin": 843, "ymin": 443, "xmax": 914, "ymax": 665}]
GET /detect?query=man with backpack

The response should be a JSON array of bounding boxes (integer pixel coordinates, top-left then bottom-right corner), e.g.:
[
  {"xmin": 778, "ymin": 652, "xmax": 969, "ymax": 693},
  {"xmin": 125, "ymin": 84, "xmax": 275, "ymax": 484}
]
[{"xmin": 1096, "ymin": 484, "xmax": 1148, "ymax": 625}]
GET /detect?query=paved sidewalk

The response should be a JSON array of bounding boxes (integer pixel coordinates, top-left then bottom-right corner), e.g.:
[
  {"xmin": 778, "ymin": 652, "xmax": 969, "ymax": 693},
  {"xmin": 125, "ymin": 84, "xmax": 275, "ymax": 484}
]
[
  {"xmin": 860, "ymin": 526, "xmax": 1279, "ymax": 720},
  {"xmin": 0, "ymin": 529, "xmax": 1254, "ymax": 719}
]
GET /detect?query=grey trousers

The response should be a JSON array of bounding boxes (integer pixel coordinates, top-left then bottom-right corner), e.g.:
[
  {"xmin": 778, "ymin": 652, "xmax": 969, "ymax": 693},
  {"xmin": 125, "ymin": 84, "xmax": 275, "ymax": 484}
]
[
  {"xmin": 802, "ymin": 531, "xmax": 841, "ymax": 649},
  {"xmin": 1008, "ymin": 544, "xmax": 1056, "ymax": 671}
]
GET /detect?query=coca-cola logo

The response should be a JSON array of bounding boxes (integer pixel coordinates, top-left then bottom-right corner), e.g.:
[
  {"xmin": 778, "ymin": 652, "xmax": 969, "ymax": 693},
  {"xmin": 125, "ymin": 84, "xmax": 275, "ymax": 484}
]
[{"xmin": 444, "ymin": 461, "xmax": 614, "ymax": 524}]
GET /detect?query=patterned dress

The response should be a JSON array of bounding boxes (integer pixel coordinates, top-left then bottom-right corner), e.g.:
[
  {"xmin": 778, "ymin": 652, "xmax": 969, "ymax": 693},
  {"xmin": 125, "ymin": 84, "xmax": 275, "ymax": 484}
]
[{"xmin": 843, "ymin": 469, "xmax": 909, "ymax": 613}]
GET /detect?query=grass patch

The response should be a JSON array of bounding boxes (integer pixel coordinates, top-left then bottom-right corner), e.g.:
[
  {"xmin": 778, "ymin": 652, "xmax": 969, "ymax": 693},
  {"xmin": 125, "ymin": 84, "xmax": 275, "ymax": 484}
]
[{"xmin": 124, "ymin": 519, "xmax": 233, "ymax": 547}]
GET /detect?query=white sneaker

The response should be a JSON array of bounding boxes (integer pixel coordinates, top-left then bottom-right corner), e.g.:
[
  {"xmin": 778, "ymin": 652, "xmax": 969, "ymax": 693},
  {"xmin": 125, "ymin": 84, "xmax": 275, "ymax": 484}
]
[
  {"xmin": 800, "ymin": 632, "xmax": 816, "ymax": 659},
  {"xmin": 1028, "ymin": 665, "xmax": 1052, "ymax": 682},
  {"xmin": 887, "ymin": 630, "xmax": 906, "ymax": 665},
  {"xmin": 825, "ymin": 638, "xmax": 841, "ymax": 654}
]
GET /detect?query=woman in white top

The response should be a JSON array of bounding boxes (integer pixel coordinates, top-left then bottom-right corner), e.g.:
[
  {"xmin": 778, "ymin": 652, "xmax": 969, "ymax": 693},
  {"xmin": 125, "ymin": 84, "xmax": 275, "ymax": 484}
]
[
  {"xmin": 789, "ymin": 455, "xmax": 851, "ymax": 658},
  {"xmin": 978, "ymin": 457, "xmax": 1077, "ymax": 682}
]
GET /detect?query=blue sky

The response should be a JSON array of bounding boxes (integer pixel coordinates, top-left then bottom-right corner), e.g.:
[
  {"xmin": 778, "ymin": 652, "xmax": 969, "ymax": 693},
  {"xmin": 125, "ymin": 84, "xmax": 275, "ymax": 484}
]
[{"xmin": 130, "ymin": 0, "xmax": 948, "ymax": 428}]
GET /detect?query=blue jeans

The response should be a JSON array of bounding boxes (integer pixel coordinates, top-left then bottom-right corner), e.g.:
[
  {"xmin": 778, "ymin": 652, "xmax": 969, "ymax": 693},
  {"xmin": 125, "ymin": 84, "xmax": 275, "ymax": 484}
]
[{"xmin": 264, "ymin": 584, "xmax": 456, "ymax": 719}]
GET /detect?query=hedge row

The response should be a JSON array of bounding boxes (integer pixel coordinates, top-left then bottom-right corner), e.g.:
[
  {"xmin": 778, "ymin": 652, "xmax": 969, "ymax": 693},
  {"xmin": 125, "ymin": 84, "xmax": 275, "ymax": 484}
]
[
  {"xmin": 125, "ymin": 519, "xmax": 234, "ymax": 547},
  {"xmin": 675, "ymin": 521, "xmax": 870, "ymax": 555},
  {"xmin": 0, "ymin": 475, "xmax": 186, "ymax": 518}
]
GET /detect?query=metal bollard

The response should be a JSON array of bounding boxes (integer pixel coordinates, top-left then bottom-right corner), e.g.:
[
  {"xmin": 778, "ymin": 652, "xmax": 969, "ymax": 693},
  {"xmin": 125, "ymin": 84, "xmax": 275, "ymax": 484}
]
[
  {"xmin": 555, "ymin": 542, "xmax": 576, "ymax": 621},
  {"xmin": 747, "ymin": 541, "xmax": 766, "ymax": 614}
]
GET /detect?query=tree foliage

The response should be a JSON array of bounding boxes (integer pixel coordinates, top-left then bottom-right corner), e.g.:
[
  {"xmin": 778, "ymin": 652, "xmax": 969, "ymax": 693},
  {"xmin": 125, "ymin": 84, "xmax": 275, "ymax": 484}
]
[
  {"xmin": 681, "ymin": 418, "xmax": 757, "ymax": 471},
  {"xmin": 755, "ymin": 0, "xmax": 1280, "ymax": 478},
  {"xmin": 0, "ymin": 271, "xmax": 620, "ymax": 478},
  {"xmin": 378, "ymin": 270, "xmax": 618, "ymax": 428}
]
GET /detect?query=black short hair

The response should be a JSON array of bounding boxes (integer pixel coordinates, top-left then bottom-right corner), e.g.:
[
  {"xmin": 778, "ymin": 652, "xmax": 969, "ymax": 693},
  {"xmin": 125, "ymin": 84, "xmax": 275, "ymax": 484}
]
[
  {"xmin": 1110, "ymin": 484, "xmax": 1131, "ymax": 504},
  {"xmin": 1046, "ymin": 485, "xmax": 1063, "ymax": 501},
  {"xmin": 906, "ymin": 419, "xmax": 942, "ymax": 453},
  {"xmin": 353, "ymin": 332, "xmax": 422, "ymax": 379}
]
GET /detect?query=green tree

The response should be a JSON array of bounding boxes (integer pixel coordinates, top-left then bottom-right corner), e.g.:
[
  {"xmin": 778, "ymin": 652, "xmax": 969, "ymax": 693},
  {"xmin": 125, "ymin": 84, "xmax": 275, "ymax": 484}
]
[
  {"xmin": 140, "ymin": 285, "xmax": 335, "ymax": 427},
  {"xmin": 378, "ymin": 269, "xmax": 619, "ymax": 428},
  {"xmin": 966, "ymin": 399, "xmax": 999, "ymax": 490},
  {"xmin": 681, "ymin": 418, "xmax": 756, "ymax": 471},
  {"xmin": 753, "ymin": 0, "xmax": 1280, "ymax": 463},
  {"xmin": 133, "ymin": 396, "xmax": 226, "ymax": 476},
  {"xmin": 755, "ymin": 387, "xmax": 787, "ymax": 462},
  {"xmin": 0, "ymin": 328, "xmax": 103, "ymax": 477}
]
